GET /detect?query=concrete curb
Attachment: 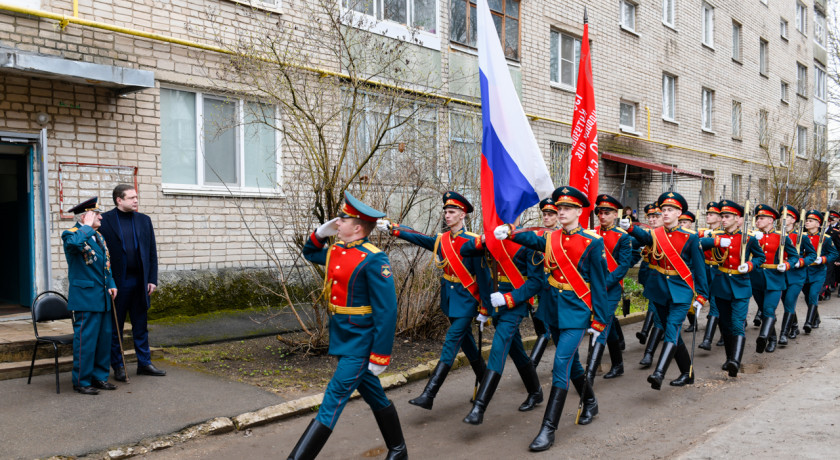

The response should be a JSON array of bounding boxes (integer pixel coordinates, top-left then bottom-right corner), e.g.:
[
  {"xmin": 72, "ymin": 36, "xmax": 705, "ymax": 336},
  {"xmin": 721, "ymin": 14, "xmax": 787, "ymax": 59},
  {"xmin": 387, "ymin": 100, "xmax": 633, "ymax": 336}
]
[{"xmin": 76, "ymin": 312, "xmax": 646, "ymax": 459}]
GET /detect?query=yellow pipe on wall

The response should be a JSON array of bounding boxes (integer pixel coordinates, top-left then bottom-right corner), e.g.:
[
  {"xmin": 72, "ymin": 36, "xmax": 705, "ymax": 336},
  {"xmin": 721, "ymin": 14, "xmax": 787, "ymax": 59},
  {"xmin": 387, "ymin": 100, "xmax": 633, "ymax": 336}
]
[{"xmin": 0, "ymin": 2, "xmax": 772, "ymax": 169}]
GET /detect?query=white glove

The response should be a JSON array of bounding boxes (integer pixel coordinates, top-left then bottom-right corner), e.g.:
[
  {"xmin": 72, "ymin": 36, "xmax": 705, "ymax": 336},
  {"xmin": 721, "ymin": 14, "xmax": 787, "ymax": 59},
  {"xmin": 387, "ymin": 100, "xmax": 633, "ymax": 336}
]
[
  {"xmin": 814, "ymin": 257, "xmax": 824, "ymax": 265},
  {"xmin": 693, "ymin": 300, "xmax": 704, "ymax": 318},
  {"xmin": 794, "ymin": 260, "xmax": 802, "ymax": 268},
  {"xmin": 368, "ymin": 363, "xmax": 387, "ymax": 376},
  {"xmin": 375, "ymin": 218, "xmax": 392, "ymax": 232},
  {"xmin": 477, "ymin": 313, "xmax": 489, "ymax": 331},
  {"xmin": 719, "ymin": 237, "xmax": 731, "ymax": 248},
  {"xmin": 703, "ymin": 229, "xmax": 712, "ymax": 238},
  {"xmin": 753, "ymin": 231, "xmax": 764, "ymax": 240},
  {"xmin": 738, "ymin": 263, "xmax": 750, "ymax": 274},
  {"xmin": 490, "ymin": 292, "xmax": 506, "ymax": 307},
  {"xmin": 587, "ymin": 328, "xmax": 600, "ymax": 346},
  {"xmin": 315, "ymin": 217, "xmax": 340, "ymax": 239},
  {"xmin": 619, "ymin": 218, "xmax": 631, "ymax": 230},
  {"xmin": 494, "ymin": 224, "xmax": 511, "ymax": 240},
  {"xmin": 777, "ymin": 263, "xmax": 787, "ymax": 273}
]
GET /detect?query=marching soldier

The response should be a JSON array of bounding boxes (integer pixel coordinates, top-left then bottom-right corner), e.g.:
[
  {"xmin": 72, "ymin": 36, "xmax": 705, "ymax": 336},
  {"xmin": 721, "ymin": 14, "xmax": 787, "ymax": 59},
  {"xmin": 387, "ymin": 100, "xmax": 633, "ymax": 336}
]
[
  {"xmin": 460, "ymin": 217, "xmax": 545, "ymax": 425},
  {"xmin": 62, "ymin": 197, "xmax": 118, "ymax": 395},
  {"xmin": 530, "ymin": 198, "xmax": 562, "ymax": 367},
  {"xmin": 801, "ymin": 210, "xmax": 838, "ymax": 333},
  {"xmin": 635, "ymin": 204, "xmax": 667, "ymax": 369},
  {"xmin": 821, "ymin": 210, "xmax": 840, "ymax": 298},
  {"xmin": 678, "ymin": 210, "xmax": 699, "ymax": 333},
  {"xmin": 621, "ymin": 192, "xmax": 708, "ymax": 389},
  {"xmin": 779, "ymin": 205, "xmax": 816, "ymax": 344},
  {"xmin": 288, "ymin": 192, "xmax": 407, "ymax": 460},
  {"xmin": 699, "ymin": 200, "xmax": 764, "ymax": 377},
  {"xmin": 749, "ymin": 205, "xmax": 800, "ymax": 353},
  {"xmin": 375, "ymin": 191, "xmax": 487, "ymax": 410},
  {"xmin": 698, "ymin": 202, "xmax": 723, "ymax": 350},
  {"xmin": 496, "ymin": 186, "xmax": 609, "ymax": 451}
]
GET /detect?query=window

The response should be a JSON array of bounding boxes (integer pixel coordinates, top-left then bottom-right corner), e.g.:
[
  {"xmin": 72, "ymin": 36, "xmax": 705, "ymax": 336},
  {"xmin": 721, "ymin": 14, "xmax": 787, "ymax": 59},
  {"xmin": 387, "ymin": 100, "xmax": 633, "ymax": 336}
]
[
  {"xmin": 759, "ymin": 178, "xmax": 768, "ymax": 203},
  {"xmin": 731, "ymin": 100, "xmax": 741, "ymax": 138},
  {"xmin": 732, "ymin": 174, "xmax": 742, "ymax": 201},
  {"xmin": 620, "ymin": 101, "xmax": 637, "ymax": 132},
  {"xmin": 620, "ymin": 0, "xmax": 637, "ymax": 32},
  {"xmin": 662, "ymin": 74, "xmax": 676, "ymax": 121},
  {"xmin": 780, "ymin": 145, "xmax": 788, "ymax": 165},
  {"xmin": 702, "ymin": 3, "xmax": 714, "ymax": 48},
  {"xmin": 815, "ymin": 64, "xmax": 826, "ymax": 100},
  {"xmin": 549, "ymin": 141, "xmax": 571, "ymax": 186},
  {"xmin": 701, "ymin": 169, "xmax": 715, "ymax": 203},
  {"xmin": 449, "ymin": 111, "xmax": 481, "ymax": 191},
  {"xmin": 701, "ymin": 88, "xmax": 714, "ymax": 131},
  {"xmin": 814, "ymin": 122, "xmax": 827, "ymax": 158},
  {"xmin": 343, "ymin": 0, "xmax": 439, "ymax": 48},
  {"xmin": 732, "ymin": 22, "xmax": 742, "ymax": 61},
  {"xmin": 815, "ymin": 10, "xmax": 826, "ymax": 47},
  {"xmin": 781, "ymin": 81, "xmax": 789, "ymax": 103},
  {"xmin": 759, "ymin": 109, "xmax": 769, "ymax": 148},
  {"xmin": 797, "ymin": 63, "xmax": 808, "ymax": 97},
  {"xmin": 662, "ymin": 0, "xmax": 675, "ymax": 27},
  {"xmin": 780, "ymin": 18, "xmax": 788, "ymax": 40},
  {"xmin": 759, "ymin": 39, "xmax": 768, "ymax": 75},
  {"xmin": 450, "ymin": 0, "xmax": 520, "ymax": 60},
  {"xmin": 796, "ymin": 125, "xmax": 807, "ymax": 158},
  {"xmin": 160, "ymin": 88, "xmax": 279, "ymax": 193},
  {"xmin": 550, "ymin": 30, "xmax": 581, "ymax": 89},
  {"xmin": 796, "ymin": 2, "xmax": 806, "ymax": 34}
]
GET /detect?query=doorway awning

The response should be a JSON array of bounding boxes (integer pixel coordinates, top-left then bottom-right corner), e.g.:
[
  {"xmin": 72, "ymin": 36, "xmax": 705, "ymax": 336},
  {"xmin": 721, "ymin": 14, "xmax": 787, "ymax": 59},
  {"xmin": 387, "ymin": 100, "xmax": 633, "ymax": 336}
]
[
  {"xmin": 0, "ymin": 48, "xmax": 154, "ymax": 95},
  {"xmin": 602, "ymin": 152, "xmax": 712, "ymax": 180}
]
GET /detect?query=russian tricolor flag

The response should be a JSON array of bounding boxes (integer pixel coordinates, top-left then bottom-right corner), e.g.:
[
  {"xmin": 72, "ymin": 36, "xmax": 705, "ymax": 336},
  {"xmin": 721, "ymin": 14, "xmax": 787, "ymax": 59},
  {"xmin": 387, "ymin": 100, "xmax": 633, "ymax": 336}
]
[{"xmin": 478, "ymin": 0, "xmax": 553, "ymax": 284}]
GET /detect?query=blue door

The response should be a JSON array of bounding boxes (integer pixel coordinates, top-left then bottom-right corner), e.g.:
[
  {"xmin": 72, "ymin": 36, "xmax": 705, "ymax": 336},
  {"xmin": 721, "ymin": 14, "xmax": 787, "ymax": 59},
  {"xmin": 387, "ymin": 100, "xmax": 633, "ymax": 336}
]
[{"xmin": 0, "ymin": 144, "xmax": 34, "ymax": 307}]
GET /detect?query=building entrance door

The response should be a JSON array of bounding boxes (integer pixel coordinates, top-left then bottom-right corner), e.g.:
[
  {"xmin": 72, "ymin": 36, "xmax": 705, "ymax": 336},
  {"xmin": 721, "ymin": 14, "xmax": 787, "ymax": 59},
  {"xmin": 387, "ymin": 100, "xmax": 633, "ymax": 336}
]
[{"xmin": 0, "ymin": 144, "xmax": 34, "ymax": 307}]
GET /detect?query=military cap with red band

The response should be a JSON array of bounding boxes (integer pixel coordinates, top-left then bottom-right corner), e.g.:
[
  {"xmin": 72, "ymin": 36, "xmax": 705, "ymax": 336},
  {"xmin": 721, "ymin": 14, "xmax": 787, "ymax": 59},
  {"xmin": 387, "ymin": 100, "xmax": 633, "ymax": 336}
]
[
  {"xmin": 706, "ymin": 201, "xmax": 721, "ymax": 214},
  {"xmin": 657, "ymin": 191, "xmax": 688, "ymax": 211},
  {"xmin": 805, "ymin": 210, "xmax": 824, "ymax": 224},
  {"xmin": 551, "ymin": 185, "xmax": 590, "ymax": 208},
  {"xmin": 594, "ymin": 194, "xmax": 622, "ymax": 212},
  {"xmin": 719, "ymin": 200, "xmax": 744, "ymax": 217},
  {"xmin": 644, "ymin": 203, "xmax": 661, "ymax": 215},
  {"xmin": 678, "ymin": 210, "xmax": 696, "ymax": 222},
  {"xmin": 754, "ymin": 204, "xmax": 780, "ymax": 220},
  {"xmin": 830, "ymin": 210, "xmax": 840, "ymax": 220},
  {"xmin": 539, "ymin": 197, "xmax": 558, "ymax": 213},
  {"xmin": 339, "ymin": 191, "xmax": 386, "ymax": 222},
  {"xmin": 442, "ymin": 191, "xmax": 474, "ymax": 213}
]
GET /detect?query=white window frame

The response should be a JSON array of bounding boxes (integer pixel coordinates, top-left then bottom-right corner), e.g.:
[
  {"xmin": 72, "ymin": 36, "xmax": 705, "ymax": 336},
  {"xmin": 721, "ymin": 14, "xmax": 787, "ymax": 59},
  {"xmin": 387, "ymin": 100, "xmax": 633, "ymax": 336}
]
[
  {"xmin": 732, "ymin": 21, "xmax": 742, "ymax": 61},
  {"xmin": 731, "ymin": 100, "xmax": 741, "ymax": 139},
  {"xmin": 815, "ymin": 64, "xmax": 827, "ymax": 101},
  {"xmin": 662, "ymin": 74, "xmax": 677, "ymax": 121},
  {"xmin": 701, "ymin": 88, "xmax": 714, "ymax": 132},
  {"xmin": 781, "ymin": 80, "xmax": 789, "ymax": 103},
  {"xmin": 161, "ymin": 87, "xmax": 283, "ymax": 197},
  {"xmin": 796, "ymin": 2, "xmax": 807, "ymax": 35},
  {"xmin": 342, "ymin": 0, "xmax": 441, "ymax": 50},
  {"xmin": 550, "ymin": 30, "xmax": 582, "ymax": 90},
  {"xmin": 796, "ymin": 125, "xmax": 807, "ymax": 158},
  {"xmin": 620, "ymin": 100, "xmax": 638, "ymax": 133},
  {"xmin": 780, "ymin": 145, "xmax": 788, "ymax": 166},
  {"xmin": 702, "ymin": 3, "xmax": 715, "ymax": 48},
  {"xmin": 620, "ymin": 0, "xmax": 637, "ymax": 33},
  {"xmin": 815, "ymin": 9, "xmax": 826, "ymax": 48},
  {"xmin": 759, "ymin": 109, "xmax": 769, "ymax": 148},
  {"xmin": 797, "ymin": 63, "xmax": 808, "ymax": 97},
  {"xmin": 662, "ymin": 0, "xmax": 675, "ymax": 28},
  {"xmin": 780, "ymin": 18, "xmax": 788, "ymax": 40},
  {"xmin": 759, "ymin": 38, "xmax": 768, "ymax": 76}
]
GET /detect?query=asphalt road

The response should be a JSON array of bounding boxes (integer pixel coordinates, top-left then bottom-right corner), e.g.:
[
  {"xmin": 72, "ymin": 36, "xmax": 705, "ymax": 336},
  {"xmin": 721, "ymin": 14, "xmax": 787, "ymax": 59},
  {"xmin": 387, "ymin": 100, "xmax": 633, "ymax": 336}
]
[{"xmin": 143, "ymin": 299, "xmax": 840, "ymax": 460}]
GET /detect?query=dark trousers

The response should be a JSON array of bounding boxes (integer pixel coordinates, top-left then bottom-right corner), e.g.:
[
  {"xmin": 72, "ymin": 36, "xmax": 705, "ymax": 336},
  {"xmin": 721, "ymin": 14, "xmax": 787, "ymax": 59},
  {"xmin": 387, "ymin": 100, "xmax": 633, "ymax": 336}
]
[{"xmin": 111, "ymin": 281, "xmax": 151, "ymax": 369}]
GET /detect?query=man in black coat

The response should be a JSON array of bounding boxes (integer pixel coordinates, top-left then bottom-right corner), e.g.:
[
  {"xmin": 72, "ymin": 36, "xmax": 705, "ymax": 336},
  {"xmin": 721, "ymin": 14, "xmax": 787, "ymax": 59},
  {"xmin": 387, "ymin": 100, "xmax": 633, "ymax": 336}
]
[{"xmin": 99, "ymin": 184, "xmax": 165, "ymax": 380}]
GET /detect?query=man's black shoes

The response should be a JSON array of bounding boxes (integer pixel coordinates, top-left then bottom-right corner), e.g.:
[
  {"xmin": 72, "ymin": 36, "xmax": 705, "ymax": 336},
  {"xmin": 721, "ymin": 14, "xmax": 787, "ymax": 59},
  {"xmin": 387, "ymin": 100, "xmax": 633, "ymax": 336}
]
[
  {"xmin": 138, "ymin": 364, "xmax": 167, "ymax": 376},
  {"xmin": 93, "ymin": 380, "xmax": 117, "ymax": 390},
  {"xmin": 74, "ymin": 385, "xmax": 99, "ymax": 395},
  {"xmin": 114, "ymin": 367, "xmax": 127, "ymax": 382}
]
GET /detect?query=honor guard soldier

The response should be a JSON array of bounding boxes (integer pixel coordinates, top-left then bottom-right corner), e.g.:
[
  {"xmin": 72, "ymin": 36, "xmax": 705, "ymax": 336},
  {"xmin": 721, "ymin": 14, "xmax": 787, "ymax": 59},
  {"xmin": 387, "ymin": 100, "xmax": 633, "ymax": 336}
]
[
  {"xmin": 620, "ymin": 192, "xmax": 708, "ymax": 389},
  {"xmin": 376, "ymin": 191, "xmax": 488, "ymax": 410},
  {"xmin": 459, "ymin": 216, "xmax": 546, "ymax": 425},
  {"xmin": 779, "ymin": 206, "xmax": 816, "ymax": 344},
  {"xmin": 497, "ymin": 185, "xmax": 610, "ymax": 451},
  {"xmin": 635, "ymin": 204, "xmax": 665, "ymax": 357},
  {"xmin": 699, "ymin": 200, "xmax": 764, "ymax": 377},
  {"xmin": 288, "ymin": 192, "xmax": 407, "ymax": 460},
  {"xmin": 749, "ymin": 205, "xmax": 800, "ymax": 353},
  {"xmin": 822, "ymin": 210, "xmax": 840, "ymax": 298},
  {"xmin": 62, "ymin": 197, "xmax": 118, "ymax": 395},
  {"xmin": 590, "ymin": 195, "xmax": 633, "ymax": 381},
  {"xmin": 801, "ymin": 210, "xmax": 838, "ymax": 333},
  {"xmin": 530, "ymin": 198, "xmax": 562, "ymax": 367},
  {"xmin": 698, "ymin": 202, "xmax": 723, "ymax": 350},
  {"xmin": 678, "ymin": 210, "xmax": 700, "ymax": 333}
]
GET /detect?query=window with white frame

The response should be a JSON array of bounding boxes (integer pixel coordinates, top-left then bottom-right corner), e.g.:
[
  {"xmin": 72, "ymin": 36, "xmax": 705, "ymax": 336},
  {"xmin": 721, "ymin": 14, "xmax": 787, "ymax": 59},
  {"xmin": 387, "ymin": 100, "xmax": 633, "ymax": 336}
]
[
  {"xmin": 550, "ymin": 30, "xmax": 581, "ymax": 89},
  {"xmin": 815, "ymin": 64, "xmax": 827, "ymax": 100},
  {"xmin": 731, "ymin": 100, "xmax": 741, "ymax": 138},
  {"xmin": 620, "ymin": 101, "xmax": 637, "ymax": 132},
  {"xmin": 450, "ymin": 0, "xmax": 520, "ymax": 60},
  {"xmin": 549, "ymin": 141, "xmax": 571, "ymax": 186},
  {"xmin": 759, "ymin": 39, "xmax": 769, "ymax": 75},
  {"xmin": 160, "ymin": 88, "xmax": 279, "ymax": 193},
  {"xmin": 701, "ymin": 88, "xmax": 714, "ymax": 131},
  {"xmin": 343, "ymin": 0, "xmax": 439, "ymax": 48},
  {"xmin": 796, "ymin": 2, "xmax": 806, "ymax": 34},
  {"xmin": 662, "ymin": 0, "xmax": 675, "ymax": 27},
  {"xmin": 732, "ymin": 174, "xmax": 742, "ymax": 201},
  {"xmin": 781, "ymin": 81, "xmax": 789, "ymax": 103},
  {"xmin": 759, "ymin": 109, "xmax": 769, "ymax": 148},
  {"xmin": 780, "ymin": 145, "xmax": 788, "ymax": 165},
  {"xmin": 797, "ymin": 63, "xmax": 808, "ymax": 97},
  {"xmin": 732, "ymin": 21, "xmax": 742, "ymax": 61},
  {"xmin": 620, "ymin": 0, "xmax": 637, "ymax": 32},
  {"xmin": 796, "ymin": 125, "xmax": 807, "ymax": 158},
  {"xmin": 814, "ymin": 122, "xmax": 826, "ymax": 158},
  {"xmin": 815, "ymin": 10, "xmax": 826, "ymax": 47},
  {"xmin": 702, "ymin": 3, "xmax": 714, "ymax": 48},
  {"xmin": 780, "ymin": 18, "xmax": 788, "ymax": 39},
  {"xmin": 663, "ymin": 74, "xmax": 676, "ymax": 121},
  {"xmin": 449, "ymin": 111, "xmax": 481, "ymax": 192}
]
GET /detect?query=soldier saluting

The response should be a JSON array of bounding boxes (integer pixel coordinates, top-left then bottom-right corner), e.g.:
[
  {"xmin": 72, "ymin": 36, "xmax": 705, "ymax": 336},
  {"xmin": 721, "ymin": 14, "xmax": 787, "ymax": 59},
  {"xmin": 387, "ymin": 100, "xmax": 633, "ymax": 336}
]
[{"xmin": 288, "ymin": 192, "xmax": 407, "ymax": 460}]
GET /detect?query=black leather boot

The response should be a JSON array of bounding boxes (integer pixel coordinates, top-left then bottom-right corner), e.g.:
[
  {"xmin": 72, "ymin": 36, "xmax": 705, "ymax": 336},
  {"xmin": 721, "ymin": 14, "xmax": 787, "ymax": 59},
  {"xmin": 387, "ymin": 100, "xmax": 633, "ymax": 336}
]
[
  {"xmin": 613, "ymin": 317, "xmax": 626, "ymax": 351},
  {"xmin": 766, "ymin": 328, "xmax": 778, "ymax": 353},
  {"xmin": 669, "ymin": 343, "xmax": 694, "ymax": 386},
  {"xmin": 571, "ymin": 376, "xmax": 598, "ymax": 425},
  {"xmin": 528, "ymin": 386, "xmax": 567, "ymax": 452},
  {"xmin": 716, "ymin": 336, "xmax": 726, "ymax": 346},
  {"xmin": 516, "ymin": 361, "xmax": 543, "ymax": 412},
  {"xmin": 778, "ymin": 312, "xmax": 792, "ymax": 347},
  {"xmin": 639, "ymin": 327, "xmax": 664, "ymax": 368},
  {"xmin": 803, "ymin": 304, "xmax": 818, "ymax": 333},
  {"xmin": 725, "ymin": 335, "xmax": 746, "ymax": 377},
  {"xmin": 753, "ymin": 310, "xmax": 762, "ymax": 327},
  {"xmin": 463, "ymin": 370, "xmax": 501, "ymax": 425},
  {"xmin": 698, "ymin": 316, "xmax": 718, "ymax": 350},
  {"xmin": 685, "ymin": 312, "xmax": 697, "ymax": 332},
  {"xmin": 287, "ymin": 419, "xmax": 332, "ymax": 460},
  {"xmin": 789, "ymin": 314, "xmax": 800, "ymax": 338},
  {"xmin": 637, "ymin": 308, "xmax": 654, "ymax": 344},
  {"xmin": 529, "ymin": 335, "xmax": 550, "ymax": 368},
  {"xmin": 372, "ymin": 402, "xmax": 408, "ymax": 460},
  {"xmin": 409, "ymin": 361, "xmax": 450, "ymax": 410},
  {"xmin": 813, "ymin": 307, "xmax": 821, "ymax": 328},
  {"xmin": 469, "ymin": 358, "xmax": 486, "ymax": 380},
  {"xmin": 721, "ymin": 334, "xmax": 733, "ymax": 370},
  {"xmin": 603, "ymin": 339, "xmax": 624, "ymax": 379},
  {"xmin": 647, "ymin": 341, "xmax": 676, "ymax": 390},
  {"xmin": 584, "ymin": 342, "xmax": 605, "ymax": 385},
  {"xmin": 756, "ymin": 316, "xmax": 776, "ymax": 353}
]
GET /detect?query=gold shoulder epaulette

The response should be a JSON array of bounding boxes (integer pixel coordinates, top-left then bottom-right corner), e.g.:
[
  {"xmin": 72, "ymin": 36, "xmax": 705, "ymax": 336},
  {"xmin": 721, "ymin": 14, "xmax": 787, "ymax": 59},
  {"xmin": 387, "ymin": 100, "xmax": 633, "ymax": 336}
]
[
  {"xmin": 362, "ymin": 243, "xmax": 381, "ymax": 253},
  {"xmin": 66, "ymin": 227, "xmax": 78, "ymax": 233},
  {"xmin": 614, "ymin": 227, "xmax": 628, "ymax": 234},
  {"xmin": 682, "ymin": 228, "xmax": 697, "ymax": 235},
  {"xmin": 583, "ymin": 229, "xmax": 603, "ymax": 239},
  {"xmin": 465, "ymin": 231, "xmax": 479, "ymax": 238}
]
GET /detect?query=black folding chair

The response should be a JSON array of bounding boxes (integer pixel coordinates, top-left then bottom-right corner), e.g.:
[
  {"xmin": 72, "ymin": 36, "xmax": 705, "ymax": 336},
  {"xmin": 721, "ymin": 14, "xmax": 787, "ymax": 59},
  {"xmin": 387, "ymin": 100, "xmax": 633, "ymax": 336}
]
[{"xmin": 27, "ymin": 291, "xmax": 74, "ymax": 394}]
